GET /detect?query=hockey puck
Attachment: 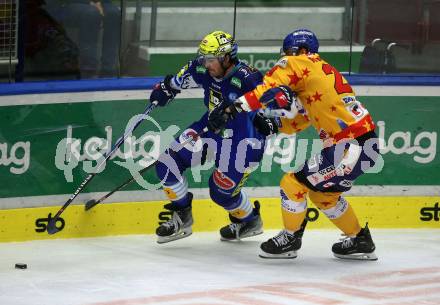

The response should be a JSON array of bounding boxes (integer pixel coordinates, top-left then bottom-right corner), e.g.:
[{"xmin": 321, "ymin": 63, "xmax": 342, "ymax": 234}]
[{"xmin": 15, "ymin": 263, "xmax": 27, "ymax": 269}]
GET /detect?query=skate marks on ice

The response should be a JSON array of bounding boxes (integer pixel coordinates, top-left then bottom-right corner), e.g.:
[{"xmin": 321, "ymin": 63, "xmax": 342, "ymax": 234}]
[{"xmin": 88, "ymin": 266, "xmax": 440, "ymax": 305}]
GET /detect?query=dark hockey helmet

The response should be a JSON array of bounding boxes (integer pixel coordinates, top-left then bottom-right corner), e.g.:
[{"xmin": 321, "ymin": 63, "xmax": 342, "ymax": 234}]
[{"xmin": 281, "ymin": 29, "xmax": 319, "ymax": 55}]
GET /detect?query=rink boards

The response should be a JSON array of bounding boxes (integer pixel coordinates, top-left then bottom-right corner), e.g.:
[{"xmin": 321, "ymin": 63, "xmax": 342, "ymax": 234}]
[
  {"xmin": 1, "ymin": 83, "xmax": 439, "ymax": 242},
  {"xmin": 0, "ymin": 196, "xmax": 438, "ymax": 242}
]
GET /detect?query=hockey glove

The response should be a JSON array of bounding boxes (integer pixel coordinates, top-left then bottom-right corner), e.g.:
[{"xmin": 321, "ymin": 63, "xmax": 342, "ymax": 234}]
[
  {"xmin": 253, "ymin": 112, "xmax": 279, "ymax": 136},
  {"xmin": 259, "ymin": 85, "xmax": 295, "ymax": 110},
  {"xmin": 150, "ymin": 74, "xmax": 181, "ymax": 107},
  {"xmin": 207, "ymin": 104, "xmax": 238, "ymax": 134}
]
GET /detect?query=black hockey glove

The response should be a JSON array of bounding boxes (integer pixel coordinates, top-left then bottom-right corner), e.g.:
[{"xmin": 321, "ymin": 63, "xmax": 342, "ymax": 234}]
[
  {"xmin": 150, "ymin": 74, "xmax": 181, "ymax": 107},
  {"xmin": 207, "ymin": 104, "xmax": 238, "ymax": 134},
  {"xmin": 259, "ymin": 85, "xmax": 295, "ymax": 110},
  {"xmin": 253, "ymin": 112, "xmax": 279, "ymax": 136}
]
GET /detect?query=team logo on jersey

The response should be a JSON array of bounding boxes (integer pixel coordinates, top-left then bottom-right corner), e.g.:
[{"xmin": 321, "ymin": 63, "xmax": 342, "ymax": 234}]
[
  {"xmin": 275, "ymin": 58, "xmax": 288, "ymax": 68},
  {"xmin": 228, "ymin": 92, "xmax": 238, "ymax": 101},
  {"xmin": 342, "ymin": 96, "xmax": 356, "ymax": 104},
  {"xmin": 347, "ymin": 103, "xmax": 366, "ymax": 119},
  {"xmin": 213, "ymin": 170, "xmax": 236, "ymax": 190},
  {"xmin": 339, "ymin": 180, "xmax": 353, "ymax": 188},
  {"xmin": 179, "ymin": 128, "xmax": 202, "ymax": 152},
  {"xmin": 323, "ymin": 182, "xmax": 335, "ymax": 188}
]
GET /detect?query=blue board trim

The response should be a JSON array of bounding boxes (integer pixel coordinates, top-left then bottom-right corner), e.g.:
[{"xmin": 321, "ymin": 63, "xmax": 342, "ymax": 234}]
[{"xmin": 1, "ymin": 75, "xmax": 439, "ymax": 96}]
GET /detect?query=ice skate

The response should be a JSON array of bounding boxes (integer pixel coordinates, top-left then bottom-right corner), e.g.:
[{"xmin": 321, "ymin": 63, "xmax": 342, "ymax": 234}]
[
  {"xmin": 332, "ymin": 223, "xmax": 378, "ymax": 261},
  {"xmin": 259, "ymin": 218, "xmax": 307, "ymax": 259},
  {"xmin": 220, "ymin": 201, "xmax": 263, "ymax": 241},
  {"xmin": 156, "ymin": 194, "xmax": 193, "ymax": 244}
]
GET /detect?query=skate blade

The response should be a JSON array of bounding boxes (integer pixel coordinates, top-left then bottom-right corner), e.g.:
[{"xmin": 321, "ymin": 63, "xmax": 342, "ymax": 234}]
[
  {"xmin": 157, "ymin": 228, "xmax": 192, "ymax": 244},
  {"xmin": 333, "ymin": 251, "xmax": 378, "ymax": 261},
  {"xmin": 259, "ymin": 250, "xmax": 298, "ymax": 259},
  {"xmin": 220, "ymin": 229, "xmax": 263, "ymax": 241}
]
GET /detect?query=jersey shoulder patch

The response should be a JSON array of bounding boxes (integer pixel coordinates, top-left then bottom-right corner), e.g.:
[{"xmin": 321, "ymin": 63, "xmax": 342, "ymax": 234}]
[
  {"xmin": 275, "ymin": 57, "xmax": 289, "ymax": 68},
  {"xmin": 230, "ymin": 76, "xmax": 242, "ymax": 88},
  {"xmin": 196, "ymin": 65, "xmax": 207, "ymax": 74}
]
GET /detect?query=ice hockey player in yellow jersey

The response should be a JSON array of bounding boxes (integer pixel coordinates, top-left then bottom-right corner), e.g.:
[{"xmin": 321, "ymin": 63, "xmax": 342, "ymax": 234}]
[{"xmin": 208, "ymin": 29, "xmax": 381, "ymax": 261}]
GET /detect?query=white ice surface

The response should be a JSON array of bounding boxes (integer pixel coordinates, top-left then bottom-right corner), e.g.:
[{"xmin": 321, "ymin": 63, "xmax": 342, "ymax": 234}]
[{"xmin": 1, "ymin": 229, "xmax": 439, "ymax": 305}]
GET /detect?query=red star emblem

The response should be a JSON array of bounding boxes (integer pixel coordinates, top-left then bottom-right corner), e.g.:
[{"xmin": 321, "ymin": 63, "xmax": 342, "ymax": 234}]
[
  {"xmin": 306, "ymin": 96, "xmax": 313, "ymax": 105},
  {"xmin": 312, "ymin": 91, "xmax": 322, "ymax": 102},
  {"xmin": 302, "ymin": 68, "xmax": 310, "ymax": 77},
  {"xmin": 291, "ymin": 121, "xmax": 298, "ymax": 128},
  {"xmin": 288, "ymin": 71, "xmax": 301, "ymax": 86},
  {"xmin": 363, "ymin": 121, "xmax": 371, "ymax": 131},
  {"xmin": 269, "ymin": 82, "xmax": 277, "ymax": 88},
  {"xmin": 294, "ymin": 191, "xmax": 306, "ymax": 200}
]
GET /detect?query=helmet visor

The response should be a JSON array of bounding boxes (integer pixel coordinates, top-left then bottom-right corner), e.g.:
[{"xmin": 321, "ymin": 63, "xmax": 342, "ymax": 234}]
[{"xmin": 196, "ymin": 53, "xmax": 222, "ymax": 65}]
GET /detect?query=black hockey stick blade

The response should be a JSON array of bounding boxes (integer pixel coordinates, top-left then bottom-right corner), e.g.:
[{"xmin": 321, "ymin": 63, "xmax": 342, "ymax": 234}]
[
  {"xmin": 84, "ymin": 199, "xmax": 97, "ymax": 211},
  {"xmin": 47, "ymin": 217, "xmax": 61, "ymax": 235}
]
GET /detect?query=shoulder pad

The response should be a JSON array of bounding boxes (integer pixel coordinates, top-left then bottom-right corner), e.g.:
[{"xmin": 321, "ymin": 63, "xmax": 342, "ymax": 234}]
[
  {"xmin": 237, "ymin": 65, "xmax": 263, "ymax": 79},
  {"xmin": 236, "ymin": 65, "xmax": 263, "ymax": 91}
]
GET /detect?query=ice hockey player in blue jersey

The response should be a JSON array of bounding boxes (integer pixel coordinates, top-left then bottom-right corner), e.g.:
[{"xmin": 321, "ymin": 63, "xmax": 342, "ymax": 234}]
[{"xmin": 150, "ymin": 30, "xmax": 278, "ymax": 244}]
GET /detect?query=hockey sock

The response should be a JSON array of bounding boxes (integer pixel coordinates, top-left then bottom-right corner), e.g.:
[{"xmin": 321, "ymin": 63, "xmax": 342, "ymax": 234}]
[
  {"xmin": 162, "ymin": 177, "xmax": 191, "ymax": 208},
  {"xmin": 225, "ymin": 191, "xmax": 254, "ymax": 221},
  {"xmin": 280, "ymin": 173, "xmax": 309, "ymax": 232},
  {"xmin": 320, "ymin": 196, "xmax": 361, "ymax": 236}
]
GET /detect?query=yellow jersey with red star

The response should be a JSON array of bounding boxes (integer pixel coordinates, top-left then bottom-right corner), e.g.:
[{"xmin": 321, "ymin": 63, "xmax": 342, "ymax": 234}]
[
  {"xmin": 241, "ymin": 54, "xmax": 375, "ymax": 141},
  {"xmin": 278, "ymin": 115, "xmax": 311, "ymax": 135}
]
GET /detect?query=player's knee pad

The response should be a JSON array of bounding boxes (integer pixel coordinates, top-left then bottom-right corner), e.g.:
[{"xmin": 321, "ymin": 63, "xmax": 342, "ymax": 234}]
[
  {"xmin": 280, "ymin": 173, "xmax": 309, "ymax": 204},
  {"xmin": 311, "ymin": 194, "xmax": 361, "ymax": 236},
  {"xmin": 155, "ymin": 149, "xmax": 186, "ymax": 184},
  {"xmin": 280, "ymin": 173, "xmax": 309, "ymax": 231},
  {"xmin": 208, "ymin": 182, "xmax": 238, "ymax": 209},
  {"xmin": 309, "ymin": 191, "xmax": 345, "ymax": 218},
  {"xmin": 208, "ymin": 170, "xmax": 240, "ymax": 209},
  {"xmin": 155, "ymin": 159, "xmax": 172, "ymax": 183},
  {"xmin": 308, "ymin": 190, "xmax": 341, "ymax": 209}
]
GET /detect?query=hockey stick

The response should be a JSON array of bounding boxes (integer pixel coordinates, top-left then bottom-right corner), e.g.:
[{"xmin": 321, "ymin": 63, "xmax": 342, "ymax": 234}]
[
  {"xmin": 47, "ymin": 101, "xmax": 159, "ymax": 235},
  {"xmin": 84, "ymin": 127, "xmax": 209, "ymax": 211}
]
